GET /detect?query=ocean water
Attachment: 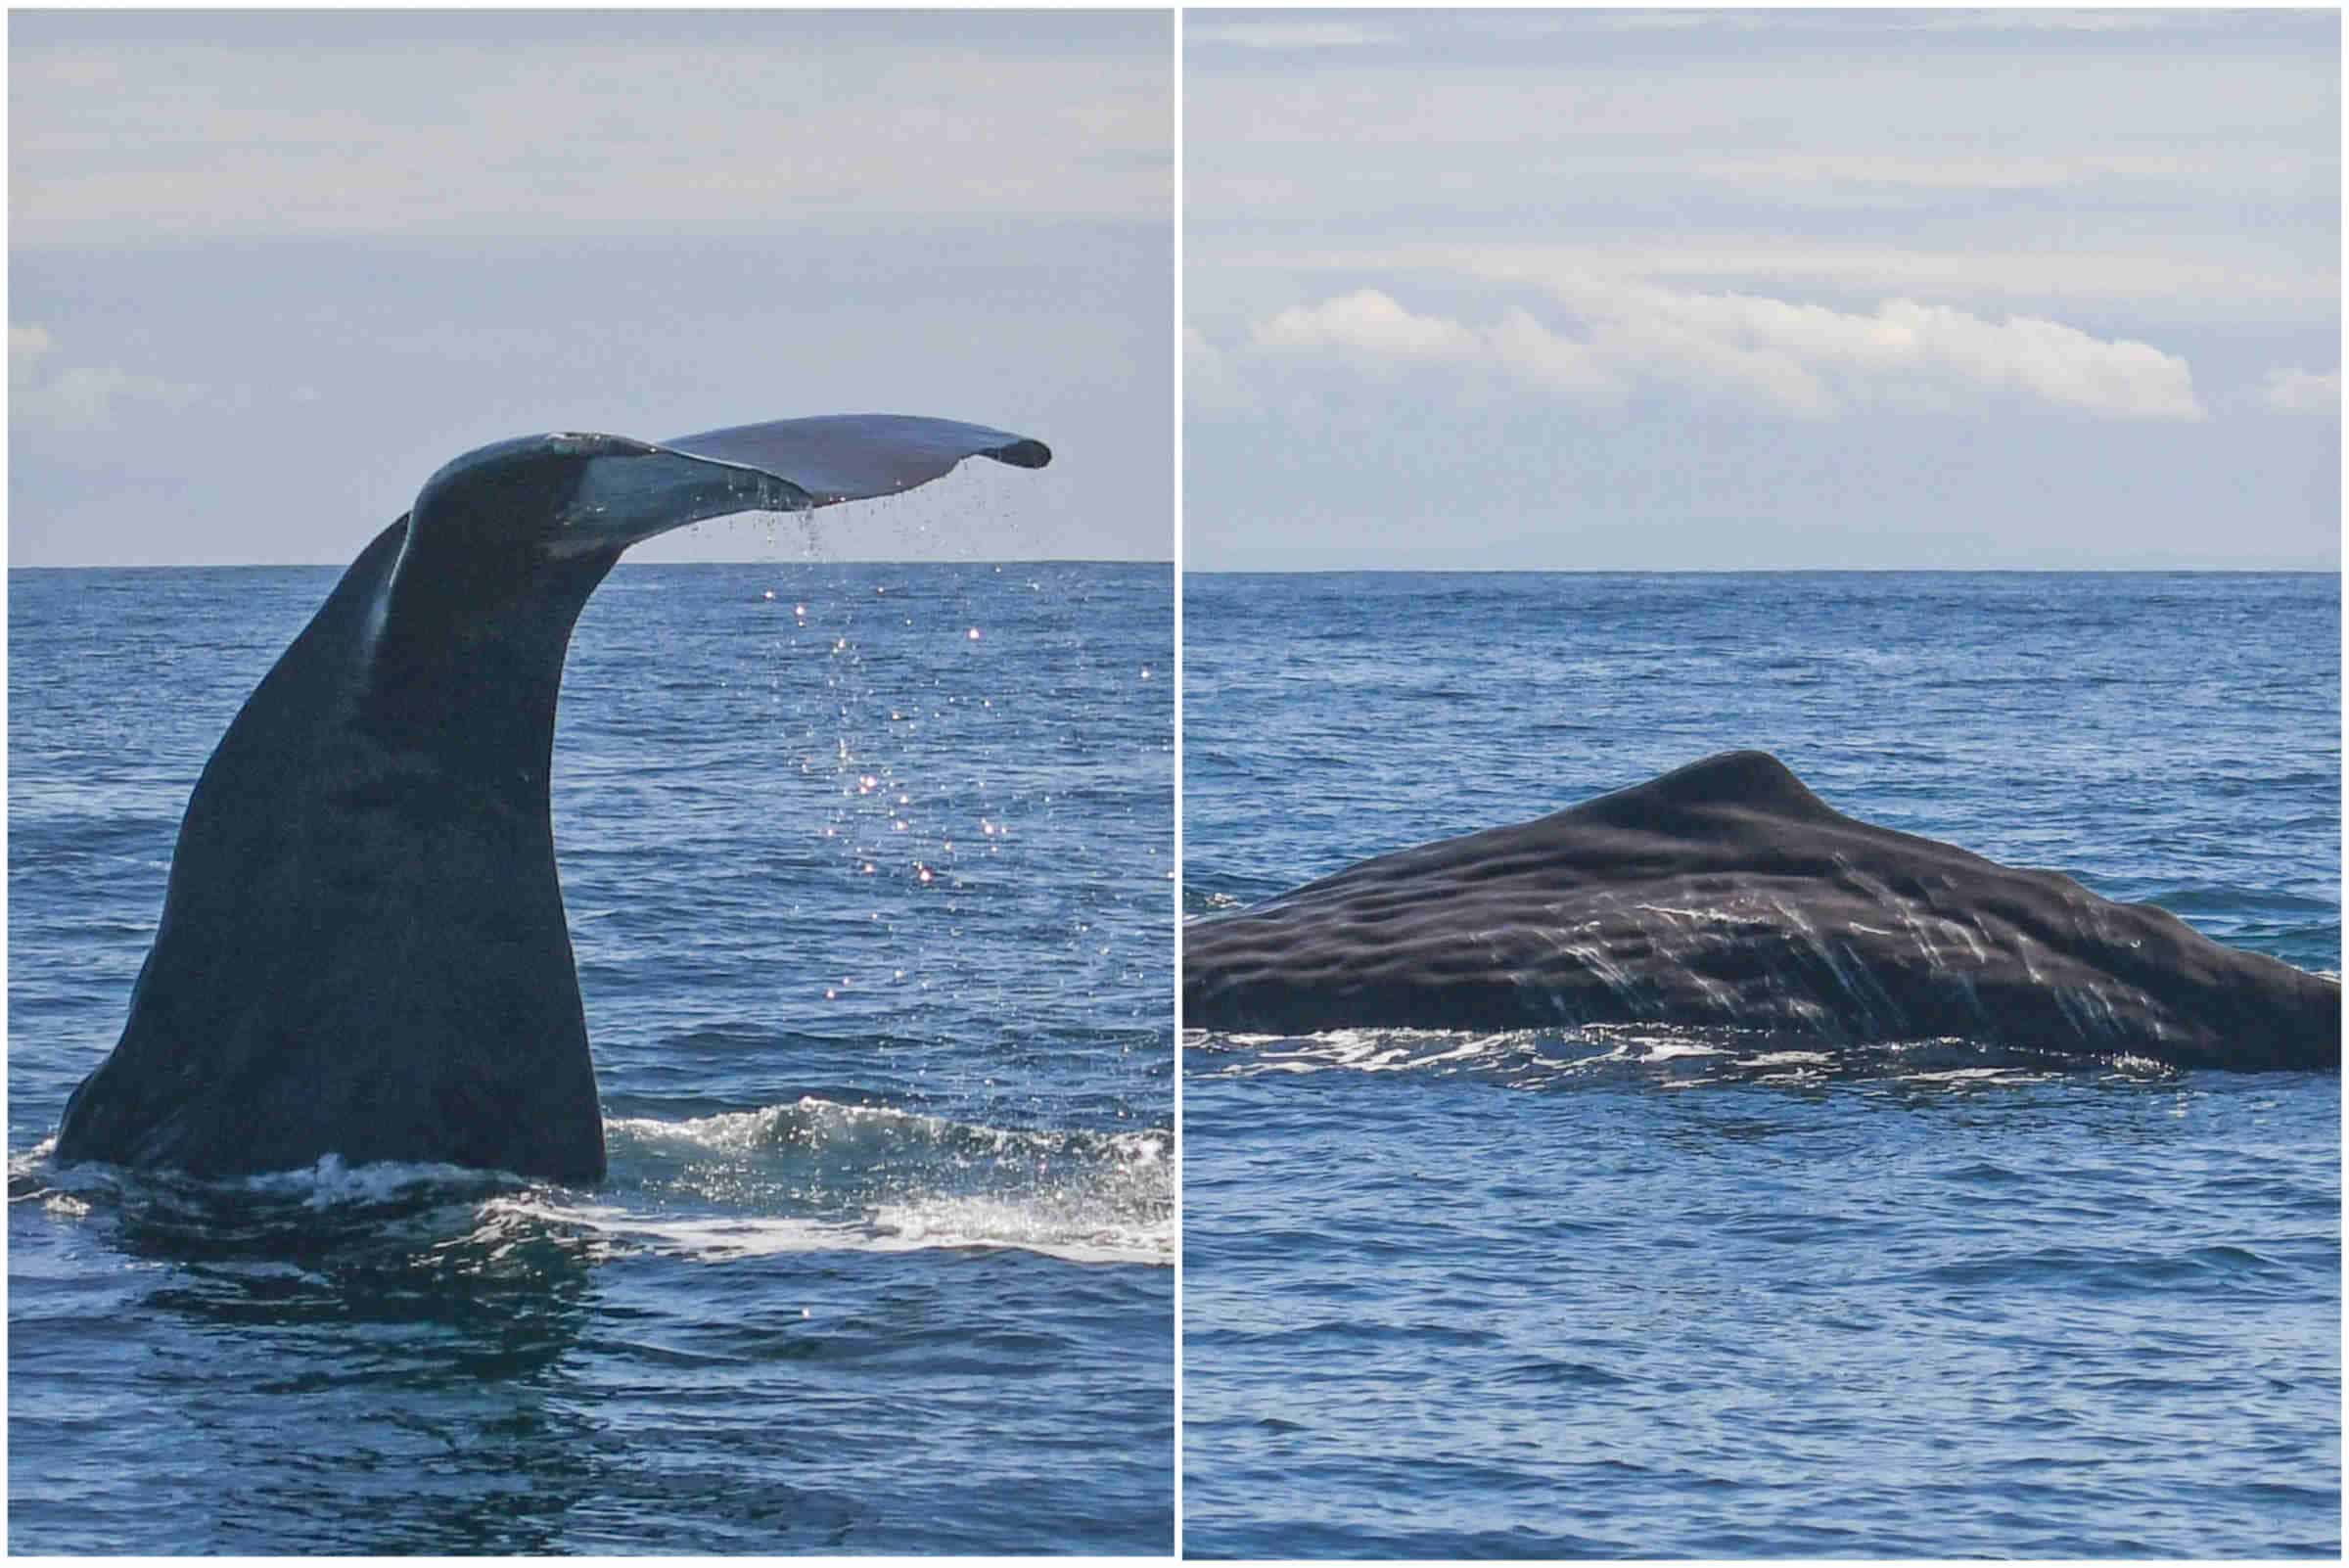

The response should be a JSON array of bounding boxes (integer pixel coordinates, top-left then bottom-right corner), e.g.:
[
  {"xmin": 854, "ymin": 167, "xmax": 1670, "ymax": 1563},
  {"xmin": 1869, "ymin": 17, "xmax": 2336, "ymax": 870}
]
[
  {"xmin": 1182, "ymin": 572, "xmax": 2339, "ymax": 1558},
  {"xmin": 9, "ymin": 556, "xmax": 1173, "ymax": 1553}
]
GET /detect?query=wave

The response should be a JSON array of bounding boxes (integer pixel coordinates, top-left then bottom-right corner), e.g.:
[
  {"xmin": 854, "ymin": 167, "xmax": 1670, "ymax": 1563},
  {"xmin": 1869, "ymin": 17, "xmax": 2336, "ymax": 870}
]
[
  {"xmin": 2137, "ymin": 883, "xmax": 2339, "ymax": 916},
  {"xmin": 601, "ymin": 1097, "xmax": 1173, "ymax": 1266}
]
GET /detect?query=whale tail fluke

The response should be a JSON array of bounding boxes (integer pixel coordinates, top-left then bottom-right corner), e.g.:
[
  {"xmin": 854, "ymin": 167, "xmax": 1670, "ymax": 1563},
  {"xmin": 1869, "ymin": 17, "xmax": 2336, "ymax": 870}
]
[
  {"xmin": 659, "ymin": 413, "xmax": 1050, "ymax": 507},
  {"xmin": 55, "ymin": 410, "xmax": 1053, "ymax": 1183}
]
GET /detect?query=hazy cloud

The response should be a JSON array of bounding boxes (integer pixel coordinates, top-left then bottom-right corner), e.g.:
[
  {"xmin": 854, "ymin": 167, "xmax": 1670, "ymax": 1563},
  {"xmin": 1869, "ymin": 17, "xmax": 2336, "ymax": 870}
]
[
  {"xmin": 11, "ymin": 324, "xmax": 56, "ymax": 376},
  {"xmin": 2256, "ymin": 366, "xmax": 2343, "ymax": 415},
  {"xmin": 1691, "ymin": 151, "xmax": 2226, "ymax": 193},
  {"xmin": 11, "ymin": 323, "xmax": 205, "ymax": 434},
  {"xmin": 1911, "ymin": 11, "xmax": 2186, "ymax": 31},
  {"xmin": 12, "ymin": 18, "xmax": 1172, "ymax": 241},
  {"xmin": 1187, "ymin": 21, "xmax": 1397, "ymax": 49},
  {"xmin": 1184, "ymin": 324, "xmax": 1251, "ymax": 416}
]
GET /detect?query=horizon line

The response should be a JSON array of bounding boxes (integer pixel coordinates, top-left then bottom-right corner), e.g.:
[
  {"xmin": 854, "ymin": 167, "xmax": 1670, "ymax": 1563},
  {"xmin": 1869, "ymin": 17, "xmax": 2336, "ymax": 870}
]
[{"xmin": 9, "ymin": 556, "xmax": 1174, "ymax": 573}]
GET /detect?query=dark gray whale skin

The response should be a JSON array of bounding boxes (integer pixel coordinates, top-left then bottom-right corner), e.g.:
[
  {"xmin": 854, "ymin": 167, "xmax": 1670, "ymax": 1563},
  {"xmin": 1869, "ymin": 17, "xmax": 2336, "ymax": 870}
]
[
  {"xmin": 1185, "ymin": 751, "xmax": 2339, "ymax": 1072},
  {"xmin": 53, "ymin": 416, "xmax": 1049, "ymax": 1182}
]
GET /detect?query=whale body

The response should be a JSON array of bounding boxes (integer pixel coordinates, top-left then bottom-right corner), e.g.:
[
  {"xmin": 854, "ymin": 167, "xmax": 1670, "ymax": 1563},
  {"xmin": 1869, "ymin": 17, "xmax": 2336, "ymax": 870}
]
[
  {"xmin": 54, "ymin": 414, "xmax": 1050, "ymax": 1181},
  {"xmin": 1184, "ymin": 751, "xmax": 2339, "ymax": 1072}
]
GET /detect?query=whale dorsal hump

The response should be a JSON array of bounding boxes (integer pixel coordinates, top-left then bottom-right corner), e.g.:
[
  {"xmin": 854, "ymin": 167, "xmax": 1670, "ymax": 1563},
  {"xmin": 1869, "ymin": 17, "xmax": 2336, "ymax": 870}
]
[{"xmin": 1564, "ymin": 749, "xmax": 1841, "ymax": 832}]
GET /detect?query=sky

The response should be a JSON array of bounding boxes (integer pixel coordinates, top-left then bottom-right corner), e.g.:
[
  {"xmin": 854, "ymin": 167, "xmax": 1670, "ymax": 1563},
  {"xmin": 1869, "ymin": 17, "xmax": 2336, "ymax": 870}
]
[
  {"xmin": 1185, "ymin": 10, "xmax": 2340, "ymax": 570},
  {"xmin": 11, "ymin": 11, "xmax": 1173, "ymax": 566}
]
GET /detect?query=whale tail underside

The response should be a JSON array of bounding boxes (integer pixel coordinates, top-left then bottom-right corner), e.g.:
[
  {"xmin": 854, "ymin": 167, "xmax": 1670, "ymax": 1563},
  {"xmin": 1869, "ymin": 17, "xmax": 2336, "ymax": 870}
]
[{"xmin": 659, "ymin": 414, "xmax": 1050, "ymax": 508}]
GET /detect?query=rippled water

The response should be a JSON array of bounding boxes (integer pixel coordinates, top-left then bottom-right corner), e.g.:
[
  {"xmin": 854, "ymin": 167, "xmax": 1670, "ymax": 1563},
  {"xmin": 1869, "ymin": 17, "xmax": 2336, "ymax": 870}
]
[
  {"xmin": 10, "ymin": 557, "xmax": 1173, "ymax": 1552},
  {"xmin": 1182, "ymin": 572, "xmax": 2339, "ymax": 1558}
]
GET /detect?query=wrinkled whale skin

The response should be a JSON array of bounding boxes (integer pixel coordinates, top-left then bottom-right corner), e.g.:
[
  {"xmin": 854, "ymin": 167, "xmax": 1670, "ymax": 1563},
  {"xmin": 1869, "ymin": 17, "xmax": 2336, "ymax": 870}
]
[
  {"xmin": 55, "ymin": 520, "xmax": 611, "ymax": 1181},
  {"xmin": 1184, "ymin": 751, "xmax": 2339, "ymax": 1071}
]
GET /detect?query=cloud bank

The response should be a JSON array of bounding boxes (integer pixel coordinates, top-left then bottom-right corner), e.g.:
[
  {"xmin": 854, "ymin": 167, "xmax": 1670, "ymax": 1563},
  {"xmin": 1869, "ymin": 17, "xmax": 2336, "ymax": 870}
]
[{"xmin": 1236, "ymin": 281, "xmax": 2205, "ymax": 421}]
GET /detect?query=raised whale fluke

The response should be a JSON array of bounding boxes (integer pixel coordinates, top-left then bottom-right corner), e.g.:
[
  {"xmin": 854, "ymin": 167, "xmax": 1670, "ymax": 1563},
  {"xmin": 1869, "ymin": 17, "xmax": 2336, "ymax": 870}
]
[
  {"xmin": 55, "ymin": 414, "xmax": 1050, "ymax": 1182},
  {"xmin": 1185, "ymin": 751, "xmax": 2339, "ymax": 1072}
]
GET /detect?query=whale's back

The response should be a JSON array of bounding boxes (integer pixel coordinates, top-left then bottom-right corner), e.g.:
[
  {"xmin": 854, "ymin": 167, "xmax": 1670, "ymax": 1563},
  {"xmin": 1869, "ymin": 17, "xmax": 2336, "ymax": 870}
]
[{"xmin": 1186, "ymin": 751, "xmax": 2340, "ymax": 1071}]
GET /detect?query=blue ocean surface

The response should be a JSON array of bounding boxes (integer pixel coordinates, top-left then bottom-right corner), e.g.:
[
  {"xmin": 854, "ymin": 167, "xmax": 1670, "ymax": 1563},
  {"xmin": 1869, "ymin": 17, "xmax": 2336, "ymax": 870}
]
[
  {"xmin": 10, "ymin": 557, "xmax": 1173, "ymax": 1553},
  {"xmin": 1182, "ymin": 572, "xmax": 2339, "ymax": 1558}
]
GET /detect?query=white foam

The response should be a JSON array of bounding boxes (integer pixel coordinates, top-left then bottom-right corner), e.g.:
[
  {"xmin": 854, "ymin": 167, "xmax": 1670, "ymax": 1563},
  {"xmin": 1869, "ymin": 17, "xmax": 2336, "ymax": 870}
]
[
  {"xmin": 1901, "ymin": 1066, "xmax": 2033, "ymax": 1084},
  {"xmin": 608, "ymin": 1095, "xmax": 1168, "ymax": 1166},
  {"xmin": 868, "ymin": 1193, "xmax": 1173, "ymax": 1266},
  {"xmin": 505, "ymin": 1193, "xmax": 1171, "ymax": 1268},
  {"xmin": 1628, "ymin": 1038, "xmax": 1725, "ymax": 1063},
  {"xmin": 9, "ymin": 1138, "xmax": 505, "ymax": 1213},
  {"xmin": 12, "ymin": 1099, "xmax": 1173, "ymax": 1268},
  {"xmin": 238, "ymin": 1153, "xmax": 507, "ymax": 1208}
]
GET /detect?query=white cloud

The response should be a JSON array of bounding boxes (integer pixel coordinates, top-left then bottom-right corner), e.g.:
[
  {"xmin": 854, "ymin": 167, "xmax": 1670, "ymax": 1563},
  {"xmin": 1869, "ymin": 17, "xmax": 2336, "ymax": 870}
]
[
  {"xmin": 10, "ymin": 323, "xmax": 204, "ymax": 434},
  {"xmin": 1484, "ymin": 308, "xmax": 1621, "ymax": 405},
  {"xmin": 1252, "ymin": 290, "xmax": 1481, "ymax": 366},
  {"xmin": 2255, "ymin": 366, "xmax": 2341, "ymax": 415},
  {"xmin": 1232, "ymin": 281, "xmax": 2204, "ymax": 421}
]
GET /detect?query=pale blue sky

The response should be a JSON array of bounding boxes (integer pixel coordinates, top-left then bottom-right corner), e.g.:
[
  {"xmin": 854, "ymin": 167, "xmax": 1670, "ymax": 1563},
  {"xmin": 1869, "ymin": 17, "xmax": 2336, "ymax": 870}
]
[
  {"xmin": 12, "ymin": 11, "xmax": 1172, "ymax": 566},
  {"xmin": 1186, "ymin": 10, "xmax": 2340, "ymax": 570}
]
